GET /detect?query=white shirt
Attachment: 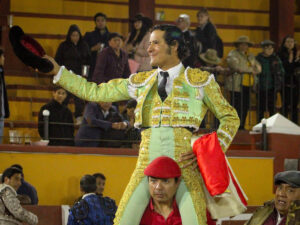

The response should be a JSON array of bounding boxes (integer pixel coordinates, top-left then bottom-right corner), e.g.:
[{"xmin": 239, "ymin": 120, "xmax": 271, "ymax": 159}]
[
  {"xmin": 157, "ymin": 63, "xmax": 184, "ymax": 95},
  {"xmin": 276, "ymin": 210, "xmax": 284, "ymax": 225},
  {"xmin": 82, "ymin": 193, "xmax": 96, "ymax": 199},
  {"xmin": 101, "ymin": 110, "xmax": 109, "ymax": 119}
]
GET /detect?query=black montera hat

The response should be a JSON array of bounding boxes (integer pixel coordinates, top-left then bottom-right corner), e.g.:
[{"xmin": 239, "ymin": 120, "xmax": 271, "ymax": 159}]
[
  {"xmin": 9, "ymin": 26, "xmax": 53, "ymax": 73},
  {"xmin": 274, "ymin": 171, "xmax": 300, "ymax": 188}
]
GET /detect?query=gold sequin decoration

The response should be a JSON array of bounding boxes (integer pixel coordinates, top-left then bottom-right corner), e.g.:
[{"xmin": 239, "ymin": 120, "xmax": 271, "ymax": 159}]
[
  {"xmin": 186, "ymin": 68, "xmax": 211, "ymax": 86},
  {"xmin": 113, "ymin": 130, "xmax": 151, "ymax": 225},
  {"xmin": 173, "ymin": 128, "xmax": 207, "ymax": 224},
  {"xmin": 129, "ymin": 70, "xmax": 156, "ymax": 86}
]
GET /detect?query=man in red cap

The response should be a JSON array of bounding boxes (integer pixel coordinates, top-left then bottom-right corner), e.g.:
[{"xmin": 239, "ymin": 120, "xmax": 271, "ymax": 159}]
[{"xmin": 140, "ymin": 156, "xmax": 182, "ymax": 225}]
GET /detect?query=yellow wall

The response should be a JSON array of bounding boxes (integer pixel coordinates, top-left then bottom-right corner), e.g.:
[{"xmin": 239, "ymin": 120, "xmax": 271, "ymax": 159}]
[
  {"xmin": 9, "ymin": 0, "xmax": 269, "ymax": 58},
  {"xmin": 0, "ymin": 152, "xmax": 274, "ymax": 206}
]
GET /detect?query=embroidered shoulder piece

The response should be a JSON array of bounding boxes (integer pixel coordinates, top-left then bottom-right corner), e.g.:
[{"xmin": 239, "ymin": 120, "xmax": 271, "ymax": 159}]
[
  {"xmin": 184, "ymin": 67, "xmax": 215, "ymax": 88},
  {"xmin": 129, "ymin": 69, "xmax": 157, "ymax": 87}
]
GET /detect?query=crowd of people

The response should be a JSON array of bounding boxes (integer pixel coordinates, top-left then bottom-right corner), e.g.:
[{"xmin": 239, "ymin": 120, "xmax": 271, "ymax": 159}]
[{"xmin": 32, "ymin": 8, "xmax": 300, "ymax": 147}]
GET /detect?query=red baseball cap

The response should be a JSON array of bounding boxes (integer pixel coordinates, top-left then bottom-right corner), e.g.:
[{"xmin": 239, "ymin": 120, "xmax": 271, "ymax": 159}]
[{"xmin": 144, "ymin": 156, "xmax": 181, "ymax": 178}]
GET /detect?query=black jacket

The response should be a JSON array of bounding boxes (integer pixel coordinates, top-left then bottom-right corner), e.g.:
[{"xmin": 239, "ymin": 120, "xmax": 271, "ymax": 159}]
[
  {"xmin": 83, "ymin": 27, "xmax": 110, "ymax": 75},
  {"xmin": 55, "ymin": 25, "xmax": 91, "ymax": 75},
  {"xmin": 195, "ymin": 22, "xmax": 223, "ymax": 57},
  {"xmin": 182, "ymin": 30, "xmax": 198, "ymax": 68},
  {"xmin": 38, "ymin": 100, "xmax": 74, "ymax": 146},
  {"xmin": 0, "ymin": 66, "xmax": 9, "ymax": 118}
]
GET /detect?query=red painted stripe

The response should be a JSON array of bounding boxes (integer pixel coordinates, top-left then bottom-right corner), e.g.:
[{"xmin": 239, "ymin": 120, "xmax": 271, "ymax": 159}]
[
  {"xmin": 11, "ymin": 11, "xmax": 129, "ymax": 23},
  {"xmin": 6, "ymin": 84, "xmax": 53, "ymax": 90},
  {"xmin": 66, "ymin": 0, "xmax": 128, "ymax": 5},
  {"xmin": 5, "ymin": 69, "xmax": 53, "ymax": 77},
  {"xmin": 155, "ymin": 4, "xmax": 269, "ymax": 14},
  {"xmin": 0, "ymin": 143, "xmax": 138, "ymax": 156},
  {"xmin": 8, "ymin": 96, "xmax": 51, "ymax": 102}
]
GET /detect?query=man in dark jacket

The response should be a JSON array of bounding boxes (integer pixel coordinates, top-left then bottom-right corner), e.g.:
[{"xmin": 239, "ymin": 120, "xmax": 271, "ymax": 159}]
[
  {"xmin": 75, "ymin": 101, "xmax": 127, "ymax": 147},
  {"xmin": 84, "ymin": 12, "xmax": 110, "ymax": 78},
  {"xmin": 92, "ymin": 32, "xmax": 131, "ymax": 84},
  {"xmin": 10, "ymin": 164, "xmax": 38, "ymax": 205},
  {"xmin": 0, "ymin": 49, "xmax": 10, "ymax": 144},
  {"xmin": 246, "ymin": 171, "xmax": 300, "ymax": 225},
  {"xmin": 256, "ymin": 40, "xmax": 285, "ymax": 122},
  {"xmin": 38, "ymin": 86, "xmax": 74, "ymax": 146}
]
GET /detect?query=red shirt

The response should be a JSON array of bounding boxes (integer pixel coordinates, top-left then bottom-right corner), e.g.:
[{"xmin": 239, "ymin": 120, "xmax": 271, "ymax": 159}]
[{"xmin": 140, "ymin": 199, "xmax": 182, "ymax": 225}]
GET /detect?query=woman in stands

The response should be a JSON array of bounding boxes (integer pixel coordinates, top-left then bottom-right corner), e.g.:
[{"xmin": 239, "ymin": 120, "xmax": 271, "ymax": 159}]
[
  {"xmin": 194, "ymin": 7, "xmax": 223, "ymax": 58},
  {"xmin": 124, "ymin": 14, "xmax": 153, "ymax": 72},
  {"xmin": 55, "ymin": 24, "xmax": 91, "ymax": 125},
  {"xmin": 278, "ymin": 35, "xmax": 300, "ymax": 124}
]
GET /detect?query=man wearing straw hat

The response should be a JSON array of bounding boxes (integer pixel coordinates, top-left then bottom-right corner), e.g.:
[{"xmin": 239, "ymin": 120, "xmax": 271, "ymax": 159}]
[{"xmin": 225, "ymin": 35, "xmax": 261, "ymax": 129}]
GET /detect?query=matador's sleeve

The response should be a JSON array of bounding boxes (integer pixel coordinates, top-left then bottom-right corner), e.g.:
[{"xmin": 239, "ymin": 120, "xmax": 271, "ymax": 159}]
[
  {"xmin": 54, "ymin": 67, "xmax": 133, "ymax": 103},
  {"xmin": 202, "ymin": 78, "xmax": 240, "ymax": 152},
  {"xmin": 2, "ymin": 187, "xmax": 38, "ymax": 225}
]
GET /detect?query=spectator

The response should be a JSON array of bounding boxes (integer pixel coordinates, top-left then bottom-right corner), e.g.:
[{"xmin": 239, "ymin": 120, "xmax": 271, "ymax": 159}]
[
  {"xmin": 0, "ymin": 48, "xmax": 10, "ymax": 144},
  {"xmin": 194, "ymin": 7, "xmax": 223, "ymax": 58},
  {"xmin": 55, "ymin": 24, "xmax": 90, "ymax": 124},
  {"xmin": 140, "ymin": 156, "xmax": 182, "ymax": 224},
  {"xmin": 198, "ymin": 49, "xmax": 230, "ymax": 77},
  {"xmin": 84, "ymin": 12, "xmax": 110, "ymax": 78},
  {"xmin": 75, "ymin": 102, "xmax": 127, "ymax": 147},
  {"xmin": 0, "ymin": 167, "xmax": 38, "ymax": 225},
  {"xmin": 67, "ymin": 175, "xmax": 117, "ymax": 225},
  {"xmin": 117, "ymin": 100, "xmax": 128, "ymax": 119},
  {"xmin": 245, "ymin": 171, "xmax": 300, "ymax": 225},
  {"xmin": 278, "ymin": 35, "xmax": 300, "ymax": 124},
  {"xmin": 10, "ymin": 164, "xmax": 38, "ymax": 205},
  {"xmin": 123, "ymin": 100, "xmax": 140, "ymax": 147},
  {"xmin": 38, "ymin": 86, "xmax": 74, "ymax": 146},
  {"xmin": 176, "ymin": 14, "xmax": 198, "ymax": 68},
  {"xmin": 125, "ymin": 14, "xmax": 153, "ymax": 72},
  {"xmin": 256, "ymin": 40, "xmax": 285, "ymax": 122},
  {"xmin": 93, "ymin": 33, "xmax": 131, "ymax": 84},
  {"xmin": 225, "ymin": 35, "xmax": 261, "ymax": 129},
  {"xmin": 93, "ymin": 173, "xmax": 106, "ymax": 196}
]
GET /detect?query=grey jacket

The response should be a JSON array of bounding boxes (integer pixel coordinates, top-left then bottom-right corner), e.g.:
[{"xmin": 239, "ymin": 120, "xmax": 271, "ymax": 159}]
[
  {"xmin": 225, "ymin": 49, "xmax": 261, "ymax": 92},
  {"xmin": 0, "ymin": 184, "xmax": 38, "ymax": 225}
]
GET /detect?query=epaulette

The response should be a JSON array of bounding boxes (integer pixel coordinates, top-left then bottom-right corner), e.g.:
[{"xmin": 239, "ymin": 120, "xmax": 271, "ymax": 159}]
[
  {"xmin": 128, "ymin": 69, "xmax": 157, "ymax": 87},
  {"xmin": 98, "ymin": 196, "xmax": 117, "ymax": 217},
  {"xmin": 184, "ymin": 67, "xmax": 214, "ymax": 88},
  {"xmin": 71, "ymin": 199, "xmax": 89, "ymax": 221}
]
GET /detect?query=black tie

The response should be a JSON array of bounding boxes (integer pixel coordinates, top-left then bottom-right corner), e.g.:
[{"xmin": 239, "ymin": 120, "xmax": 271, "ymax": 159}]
[{"xmin": 158, "ymin": 71, "xmax": 169, "ymax": 102}]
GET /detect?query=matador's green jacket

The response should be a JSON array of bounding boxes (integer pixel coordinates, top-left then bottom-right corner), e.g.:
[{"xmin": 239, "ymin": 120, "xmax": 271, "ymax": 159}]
[{"xmin": 55, "ymin": 66, "xmax": 240, "ymax": 152}]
